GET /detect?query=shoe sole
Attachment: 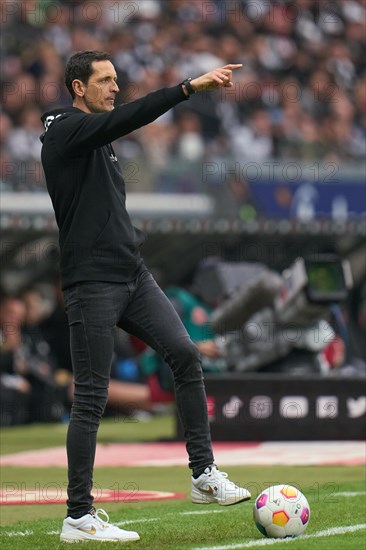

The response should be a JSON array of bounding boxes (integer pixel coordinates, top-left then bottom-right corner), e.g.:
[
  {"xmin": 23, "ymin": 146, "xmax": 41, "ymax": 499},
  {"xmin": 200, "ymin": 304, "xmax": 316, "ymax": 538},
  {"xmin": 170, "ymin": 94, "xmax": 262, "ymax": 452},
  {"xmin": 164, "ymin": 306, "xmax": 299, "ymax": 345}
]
[
  {"xmin": 60, "ymin": 534, "xmax": 140, "ymax": 543},
  {"xmin": 191, "ymin": 494, "xmax": 251, "ymax": 506}
]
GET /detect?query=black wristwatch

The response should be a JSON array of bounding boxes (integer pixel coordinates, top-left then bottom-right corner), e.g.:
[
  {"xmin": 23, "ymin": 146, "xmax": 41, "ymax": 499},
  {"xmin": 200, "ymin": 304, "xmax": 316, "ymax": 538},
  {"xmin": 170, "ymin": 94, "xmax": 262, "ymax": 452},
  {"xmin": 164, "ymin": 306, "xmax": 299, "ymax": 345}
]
[{"xmin": 182, "ymin": 78, "xmax": 196, "ymax": 96}]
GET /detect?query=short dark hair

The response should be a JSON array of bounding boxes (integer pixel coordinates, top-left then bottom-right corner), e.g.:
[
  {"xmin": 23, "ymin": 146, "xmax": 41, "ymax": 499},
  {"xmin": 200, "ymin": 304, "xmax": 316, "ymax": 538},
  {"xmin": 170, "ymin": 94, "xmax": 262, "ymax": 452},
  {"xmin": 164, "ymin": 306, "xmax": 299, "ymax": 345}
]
[{"xmin": 65, "ymin": 50, "xmax": 112, "ymax": 99}]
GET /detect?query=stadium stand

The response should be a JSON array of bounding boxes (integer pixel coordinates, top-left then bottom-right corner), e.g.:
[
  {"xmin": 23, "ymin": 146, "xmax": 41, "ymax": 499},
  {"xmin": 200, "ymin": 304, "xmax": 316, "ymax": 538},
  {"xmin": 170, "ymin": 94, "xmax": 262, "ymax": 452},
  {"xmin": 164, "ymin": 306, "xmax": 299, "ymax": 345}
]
[{"xmin": 1, "ymin": 0, "xmax": 365, "ymax": 191}]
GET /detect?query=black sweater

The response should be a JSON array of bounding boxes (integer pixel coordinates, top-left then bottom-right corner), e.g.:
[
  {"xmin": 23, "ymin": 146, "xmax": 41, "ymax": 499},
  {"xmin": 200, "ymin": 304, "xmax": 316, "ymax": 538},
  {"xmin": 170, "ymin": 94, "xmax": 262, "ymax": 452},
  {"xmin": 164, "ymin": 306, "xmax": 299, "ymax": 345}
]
[{"xmin": 40, "ymin": 85, "xmax": 187, "ymax": 289}]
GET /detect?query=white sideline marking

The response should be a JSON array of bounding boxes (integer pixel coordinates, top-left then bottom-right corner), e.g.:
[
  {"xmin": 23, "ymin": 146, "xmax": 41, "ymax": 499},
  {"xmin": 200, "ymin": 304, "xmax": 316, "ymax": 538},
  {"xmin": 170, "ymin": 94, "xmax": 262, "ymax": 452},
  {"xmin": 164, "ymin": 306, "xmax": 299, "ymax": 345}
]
[
  {"xmin": 3, "ymin": 510, "xmax": 225, "ymax": 536},
  {"xmin": 3, "ymin": 522, "xmax": 365, "ymax": 543},
  {"xmin": 116, "ymin": 517, "xmax": 159, "ymax": 526},
  {"xmin": 193, "ymin": 524, "xmax": 366, "ymax": 550},
  {"xmin": 116, "ymin": 509, "xmax": 224, "ymax": 526},
  {"xmin": 180, "ymin": 510, "xmax": 224, "ymax": 515},
  {"xmin": 332, "ymin": 491, "xmax": 366, "ymax": 497},
  {"xmin": 5, "ymin": 530, "xmax": 33, "ymax": 537}
]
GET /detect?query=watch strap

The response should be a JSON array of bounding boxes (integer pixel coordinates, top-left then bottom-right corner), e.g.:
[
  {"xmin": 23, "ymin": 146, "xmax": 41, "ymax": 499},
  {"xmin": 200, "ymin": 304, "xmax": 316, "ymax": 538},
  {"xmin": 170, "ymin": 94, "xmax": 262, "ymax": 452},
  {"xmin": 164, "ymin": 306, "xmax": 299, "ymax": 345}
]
[{"xmin": 182, "ymin": 78, "xmax": 196, "ymax": 95}]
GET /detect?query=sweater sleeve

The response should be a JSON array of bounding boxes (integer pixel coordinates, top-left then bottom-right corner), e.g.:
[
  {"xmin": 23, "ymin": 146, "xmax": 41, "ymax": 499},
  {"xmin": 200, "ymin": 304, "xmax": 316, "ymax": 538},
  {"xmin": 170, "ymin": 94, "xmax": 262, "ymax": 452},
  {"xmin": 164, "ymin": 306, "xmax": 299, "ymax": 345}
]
[{"xmin": 53, "ymin": 85, "xmax": 187, "ymax": 157}]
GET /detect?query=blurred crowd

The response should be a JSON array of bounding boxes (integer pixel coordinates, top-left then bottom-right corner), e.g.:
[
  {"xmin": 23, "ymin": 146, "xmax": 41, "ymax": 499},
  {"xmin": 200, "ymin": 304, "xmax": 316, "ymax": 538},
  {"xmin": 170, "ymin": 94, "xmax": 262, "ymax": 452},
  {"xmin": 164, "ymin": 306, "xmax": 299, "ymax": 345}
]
[
  {"xmin": 1, "ymin": 261, "xmax": 365, "ymax": 426},
  {"xmin": 1, "ymin": 0, "xmax": 365, "ymax": 191},
  {"xmin": 0, "ymin": 279, "xmax": 176, "ymax": 426}
]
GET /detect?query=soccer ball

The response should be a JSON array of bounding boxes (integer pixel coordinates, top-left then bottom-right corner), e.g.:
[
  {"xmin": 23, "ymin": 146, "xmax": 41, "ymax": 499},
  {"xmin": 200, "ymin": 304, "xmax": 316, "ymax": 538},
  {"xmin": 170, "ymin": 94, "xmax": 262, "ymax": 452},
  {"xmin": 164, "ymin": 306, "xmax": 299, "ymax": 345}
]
[{"xmin": 253, "ymin": 484, "xmax": 310, "ymax": 538}]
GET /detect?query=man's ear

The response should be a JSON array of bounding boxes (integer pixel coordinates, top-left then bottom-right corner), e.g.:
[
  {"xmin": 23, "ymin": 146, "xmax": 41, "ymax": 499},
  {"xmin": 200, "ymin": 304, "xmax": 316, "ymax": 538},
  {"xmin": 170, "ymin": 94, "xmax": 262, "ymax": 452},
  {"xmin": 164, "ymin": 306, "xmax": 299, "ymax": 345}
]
[{"xmin": 72, "ymin": 79, "xmax": 85, "ymax": 98}]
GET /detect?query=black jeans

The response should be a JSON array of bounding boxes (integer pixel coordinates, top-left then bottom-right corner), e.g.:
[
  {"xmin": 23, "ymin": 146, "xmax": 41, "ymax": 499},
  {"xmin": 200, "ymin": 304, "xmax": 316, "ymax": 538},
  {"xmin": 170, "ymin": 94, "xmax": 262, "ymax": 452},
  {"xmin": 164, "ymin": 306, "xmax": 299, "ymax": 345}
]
[{"xmin": 63, "ymin": 269, "xmax": 214, "ymax": 518}]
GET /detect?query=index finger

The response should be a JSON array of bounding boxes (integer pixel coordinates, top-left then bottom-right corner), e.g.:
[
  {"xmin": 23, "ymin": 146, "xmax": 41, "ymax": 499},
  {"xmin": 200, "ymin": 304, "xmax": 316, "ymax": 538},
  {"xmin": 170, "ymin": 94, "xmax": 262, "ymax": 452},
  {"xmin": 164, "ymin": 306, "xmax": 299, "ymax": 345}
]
[{"xmin": 222, "ymin": 64, "xmax": 243, "ymax": 69}]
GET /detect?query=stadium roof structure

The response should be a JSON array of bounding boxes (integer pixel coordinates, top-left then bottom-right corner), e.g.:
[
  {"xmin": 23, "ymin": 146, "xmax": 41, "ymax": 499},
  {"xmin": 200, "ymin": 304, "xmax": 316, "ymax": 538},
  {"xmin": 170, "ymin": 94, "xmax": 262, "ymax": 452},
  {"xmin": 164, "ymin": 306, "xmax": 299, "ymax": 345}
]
[{"xmin": 1, "ymin": 191, "xmax": 365, "ymax": 294}]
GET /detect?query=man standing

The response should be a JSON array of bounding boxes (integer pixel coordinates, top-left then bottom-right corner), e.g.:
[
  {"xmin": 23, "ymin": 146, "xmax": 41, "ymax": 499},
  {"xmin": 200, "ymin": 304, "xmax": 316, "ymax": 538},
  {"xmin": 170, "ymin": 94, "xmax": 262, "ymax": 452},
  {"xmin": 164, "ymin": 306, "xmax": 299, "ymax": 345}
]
[{"xmin": 41, "ymin": 50, "xmax": 250, "ymax": 543}]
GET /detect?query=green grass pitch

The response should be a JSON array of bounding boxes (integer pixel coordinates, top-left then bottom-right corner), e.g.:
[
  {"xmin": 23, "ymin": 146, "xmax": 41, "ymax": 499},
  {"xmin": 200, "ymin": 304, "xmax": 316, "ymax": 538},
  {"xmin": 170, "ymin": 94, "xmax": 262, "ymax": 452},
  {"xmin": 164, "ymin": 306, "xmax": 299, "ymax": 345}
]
[{"xmin": 0, "ymin": 415, "xmax": 365, "ymax": 549}]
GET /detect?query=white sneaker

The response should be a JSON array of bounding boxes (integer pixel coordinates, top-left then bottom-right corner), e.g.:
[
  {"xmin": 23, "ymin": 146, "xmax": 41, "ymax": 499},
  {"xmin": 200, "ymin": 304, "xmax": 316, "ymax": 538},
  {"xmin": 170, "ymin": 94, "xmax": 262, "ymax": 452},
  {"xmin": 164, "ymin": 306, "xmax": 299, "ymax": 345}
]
[
  {"xmin": 60, "ymin": 508, "xmax": 140, "ymax": 543},
  {"xmin": 191, "ymin": 466, "xmax": 251, "ymax": 506}
]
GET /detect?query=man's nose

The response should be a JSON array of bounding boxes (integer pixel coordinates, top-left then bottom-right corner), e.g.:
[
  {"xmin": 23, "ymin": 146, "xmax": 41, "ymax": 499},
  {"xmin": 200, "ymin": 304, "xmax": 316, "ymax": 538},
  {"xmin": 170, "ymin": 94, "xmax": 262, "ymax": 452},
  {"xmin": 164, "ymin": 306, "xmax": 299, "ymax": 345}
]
[{"xmin": 111, "ymin": 82, "xmax": 119, "ymax": 93}]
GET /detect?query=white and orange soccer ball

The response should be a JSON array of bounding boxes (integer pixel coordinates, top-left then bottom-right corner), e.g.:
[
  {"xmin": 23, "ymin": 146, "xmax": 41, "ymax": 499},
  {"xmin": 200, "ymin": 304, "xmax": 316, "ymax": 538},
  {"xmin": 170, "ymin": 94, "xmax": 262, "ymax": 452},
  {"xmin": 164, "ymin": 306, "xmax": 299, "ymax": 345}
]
[{"xmin": 253, "ymin": 484, "xmax": 310, "ymax": 538}]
